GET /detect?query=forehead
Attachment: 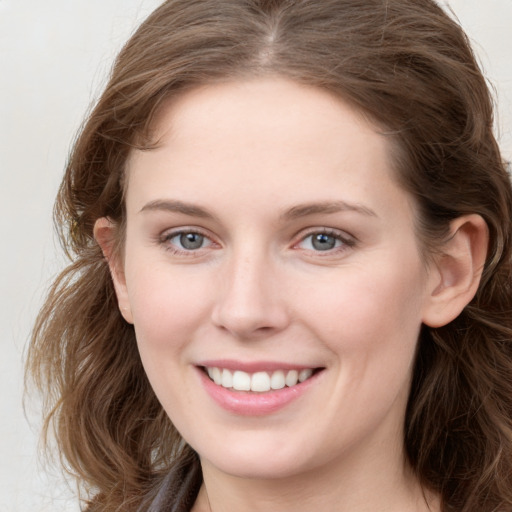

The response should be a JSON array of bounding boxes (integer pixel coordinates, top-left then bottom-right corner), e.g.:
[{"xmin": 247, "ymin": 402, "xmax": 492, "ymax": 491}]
[
  {"xmin": 125, "ymin": 77, "xmax": 412, "ymax": 221},
  {"xmin": 147, "ymin": 78, "xmax": 381, "ymax": 155}
]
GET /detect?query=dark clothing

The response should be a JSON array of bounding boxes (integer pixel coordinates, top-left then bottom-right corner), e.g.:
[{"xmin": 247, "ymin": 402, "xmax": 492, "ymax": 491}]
[{"xmin": 142, "ymin": 454, "xmax": 202, "ymax": 512}]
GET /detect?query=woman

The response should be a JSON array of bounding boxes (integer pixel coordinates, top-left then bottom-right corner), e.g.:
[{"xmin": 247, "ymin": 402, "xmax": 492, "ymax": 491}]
[{"xmin": 27, "ymin": 0, "xmax": 512, "ymax": 511}]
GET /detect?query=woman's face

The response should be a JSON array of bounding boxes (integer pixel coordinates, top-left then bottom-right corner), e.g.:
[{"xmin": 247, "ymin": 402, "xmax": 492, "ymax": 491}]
[{"xmin": 115, "ymin": 78, "xmax": 437, "ymax": 480}]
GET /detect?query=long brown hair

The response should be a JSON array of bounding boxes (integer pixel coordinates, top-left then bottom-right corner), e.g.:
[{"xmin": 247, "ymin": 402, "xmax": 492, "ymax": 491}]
[{"xmin": 27, "ymin": 1, "xmax": 512, "ymax": 510}]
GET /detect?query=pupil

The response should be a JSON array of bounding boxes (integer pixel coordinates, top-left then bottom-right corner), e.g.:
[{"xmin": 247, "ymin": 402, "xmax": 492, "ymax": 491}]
[
  {"xmin": 180, "ymin": 233, "xmax": 204, "ymax": 250},
  {"xmin": 312, "ymin": 233, "xmax": 336, "ymax": 251}
]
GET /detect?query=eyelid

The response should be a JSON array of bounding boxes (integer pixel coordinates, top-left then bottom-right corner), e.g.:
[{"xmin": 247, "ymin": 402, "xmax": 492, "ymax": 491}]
[
  {"xmin": 158, "ymin": 226, "xmax": 219, "ymax": 255},
  {"xmin": 292, "ymin": 227, "xmax": 357, "ymax": 252},
  {"xmin": 156, "ymin": 225, "xmax": 356, "ymax": 256}
]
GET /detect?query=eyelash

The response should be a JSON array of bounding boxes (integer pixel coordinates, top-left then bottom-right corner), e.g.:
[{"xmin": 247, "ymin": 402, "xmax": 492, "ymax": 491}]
[
  {"xmin": 293, "ymin": 228, "xmax": 356, "ymax": 255},
  {"xmin": 158, "ymin": 227, "xmax": 356, "ymax": 256},
  {"xmin": 159, "ymin": 228, "xmax": 215, "ymax": 256}
]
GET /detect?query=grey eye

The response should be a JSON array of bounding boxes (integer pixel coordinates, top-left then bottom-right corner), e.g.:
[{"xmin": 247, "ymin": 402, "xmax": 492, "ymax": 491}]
[
  {"xmin": 179, "ymin": 232, "xmax": 205, "ymax": 250},
  {"xmin": 311, "ymin": 233, "xmax": 338, "ymax": 251}
]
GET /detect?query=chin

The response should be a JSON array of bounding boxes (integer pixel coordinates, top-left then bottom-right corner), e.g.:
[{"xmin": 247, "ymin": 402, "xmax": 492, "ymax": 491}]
[
  {"xmin": 206, "ymin": 454, "xmax": 308, "ymax": 480},
  {"xmin": 193, "ymin": 431, "xmax": 325, "ymax": 481}
]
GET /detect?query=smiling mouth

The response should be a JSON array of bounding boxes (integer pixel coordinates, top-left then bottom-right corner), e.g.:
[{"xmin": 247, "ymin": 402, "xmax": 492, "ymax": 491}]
[{"xmin": 203, "ymin": 366, "xmax": 322, "ymax": 393}]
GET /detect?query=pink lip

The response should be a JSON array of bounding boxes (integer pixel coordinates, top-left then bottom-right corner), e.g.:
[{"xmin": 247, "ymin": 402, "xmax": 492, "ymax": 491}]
[
  {"xmin": 198, "ymin": 359, "xmax": 317, "ymax": 373},
  {"xmin": 195, "ymin": 365, "xmax": 324, "ymax": 416}
]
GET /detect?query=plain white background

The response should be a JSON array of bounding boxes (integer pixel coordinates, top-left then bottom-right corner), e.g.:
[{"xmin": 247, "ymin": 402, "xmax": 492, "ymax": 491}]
[{"xmin": 0, "ymin": 1, "xmax": 510, "ymax": 510}]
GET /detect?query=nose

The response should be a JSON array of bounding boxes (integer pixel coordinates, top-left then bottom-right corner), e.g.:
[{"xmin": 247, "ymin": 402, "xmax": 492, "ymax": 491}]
[{"xmin": 211, "ymin": 250, "xmax": 290, "ymax": 339}]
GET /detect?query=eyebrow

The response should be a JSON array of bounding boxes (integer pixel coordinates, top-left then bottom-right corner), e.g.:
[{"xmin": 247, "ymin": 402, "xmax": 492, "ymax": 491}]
[
  {"xmin": 139, "ymin": 199, "xmax": 377, "ymax": 220},
  {"xmin": 139, "ymin": 199, "xmax": 216, "ymax": 219},
  {"xmin": 281, "ymin": 201, "xmax": 377, "ymax": 220}
]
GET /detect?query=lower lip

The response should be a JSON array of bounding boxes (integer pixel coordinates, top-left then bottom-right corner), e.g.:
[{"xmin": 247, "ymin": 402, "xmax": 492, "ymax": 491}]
[{"xmin": 196, "ymin": 368, "xmax": 323, "ymax": 416}]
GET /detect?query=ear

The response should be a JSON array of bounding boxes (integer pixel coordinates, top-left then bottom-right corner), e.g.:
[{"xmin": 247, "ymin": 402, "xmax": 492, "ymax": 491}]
[
  {"xmin": 94, "ymin": 217, "xmax": 133, "ymax": 324},
  {"xmin": 422, "ymin": 214, "xmax": 489, "ymax": 328}
]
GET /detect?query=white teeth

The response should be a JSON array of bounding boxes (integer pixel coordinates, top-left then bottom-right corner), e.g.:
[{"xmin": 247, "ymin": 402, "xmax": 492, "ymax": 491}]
[
  {"xmin": 232, "ymin": 370, "xmax": 251, "ymax": 391},
  {"xmin": 221, "ymin": 368, "xmax": 233, "ymax": 388},
  {"xmin": 298, "ymin": 368, "xmax": 313, "ymax": 382},
  {"xmin": 270, "ymin": 370, "xmax": 285, "ymax": 390},
  {"xmin": 251, "ymin": 372, "xmax": 271, "ymax": 392},
  {"xmin": 206, "ymin": 367, "xmax": 315, "ymax": 392},
  {"xmin": 212, "ymin": 367, "xmax": 222, "ymax": 385},
  {"xmin": 285, "ymin": 370, "xmax": 299, "ymax": 387}
]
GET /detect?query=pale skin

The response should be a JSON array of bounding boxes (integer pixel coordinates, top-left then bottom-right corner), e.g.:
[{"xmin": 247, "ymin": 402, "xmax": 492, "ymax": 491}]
[{"xmin": 95, "ymin": 77, "xmax": 488, "ymax": 512}]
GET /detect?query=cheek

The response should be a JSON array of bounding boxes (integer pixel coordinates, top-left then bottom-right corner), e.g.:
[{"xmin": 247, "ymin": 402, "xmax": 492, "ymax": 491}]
[
  {"xmin": 123, "ymin": 262, "xmax": 215, "ymax": 414},
  {"xmin": 298, "ymin": 256, "xmax": 427, "ymax": 356},
  {"xmin": 124, "ymin": 261, "xmax": 215, "ymax": 354}
]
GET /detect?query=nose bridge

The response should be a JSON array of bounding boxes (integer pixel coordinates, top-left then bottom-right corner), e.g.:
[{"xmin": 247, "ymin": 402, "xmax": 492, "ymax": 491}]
[{"xmin": 212, "ymin": 242, "xmax": 288, "ymax": 337}]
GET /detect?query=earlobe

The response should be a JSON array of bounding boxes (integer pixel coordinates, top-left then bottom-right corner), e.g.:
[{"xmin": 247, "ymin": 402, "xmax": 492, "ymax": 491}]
[
  {"xmin": 94, "ymin": 217, "xmax": 134, "ymax": 324},
  {"xmin": 422, "ymin": 214, "xmax": 489, "ymax": 328}
]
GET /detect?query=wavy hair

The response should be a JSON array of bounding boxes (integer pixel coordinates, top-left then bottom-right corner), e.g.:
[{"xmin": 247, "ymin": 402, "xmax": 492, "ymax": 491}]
[{"xmin": 27, "ymin": 0, "xmax": 512, "ymax": 510}]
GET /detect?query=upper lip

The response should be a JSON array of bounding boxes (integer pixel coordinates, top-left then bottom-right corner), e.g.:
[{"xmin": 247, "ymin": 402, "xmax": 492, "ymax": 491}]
[{"xmin": 197, "ymin": 359, "xmax": 323, "ymax": 373}]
